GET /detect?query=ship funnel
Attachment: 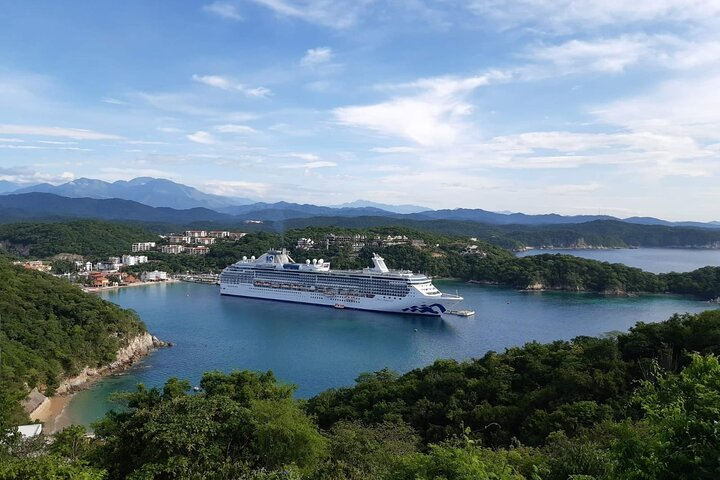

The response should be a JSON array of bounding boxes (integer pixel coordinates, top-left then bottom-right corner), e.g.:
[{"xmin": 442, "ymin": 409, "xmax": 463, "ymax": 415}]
[{"xmin": 372, "ymin": 253, "xmax": 389, "ymax": 273}]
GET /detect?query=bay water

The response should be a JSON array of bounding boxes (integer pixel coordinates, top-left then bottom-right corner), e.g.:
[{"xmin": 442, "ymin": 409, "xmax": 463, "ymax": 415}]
[
  {"xmin": 64, "ymin": 276, "xmax": 718, "ymax": 428},
  {"xmin": 516, "ymin": 247, "xmax": 720, "ymax": 273}
]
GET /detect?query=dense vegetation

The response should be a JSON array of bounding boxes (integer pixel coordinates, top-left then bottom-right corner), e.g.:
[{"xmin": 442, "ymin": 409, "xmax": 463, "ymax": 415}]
[
  {"xmin": 0, "ymin": 221, "xmax": 157, "ymax": 259},
  {"xmin": 2, "ymin": 220, "xmax": 719, "ymax": 299},
  {"xmin": 0, "ymin": 257, "xmax": 146, "ymax": 427},
  {"xmin": 277, "ymin": 217, "xmax": 720, "ymax": 250},
  {"xmin": 3, "ymin": 310, "xmax": 720, "ymax": 479}
]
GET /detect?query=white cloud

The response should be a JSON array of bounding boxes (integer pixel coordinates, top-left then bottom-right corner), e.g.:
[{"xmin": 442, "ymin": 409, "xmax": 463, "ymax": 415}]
[
  {"xmin": 281, "ymin": 160, "xmax": 337, "ymax": 169},
  {"xmin": 102, "ymin": 97, "xmax": 127, "ymax": 105},
  {"xmin": 546, "ymin": 183, "xmax": 601, "ymax": 194},
  {"xmin": 192, "ymin": 74, "xmax": 232, "ymax": 90},
  {"xmin": 594, "ymin": 73, "xmax": 720, "ymax": 140},
  {"xmin": 334, "ymin": 72, "xmax": 506, "ymax": 146},
  {"xmin": 467, "ymin": 0, "xmax": 720, "ymax": 32},
  {"xmin": 157, "ymin": 126, "xmax": 183, "ymax": 133},
  {"xmin": 201, "ymin": 180, "xmax": 269, "ymax": 197},
  {"xmin": 192, "ymin": 74, "xmax": 272, "ymax": 98},
  {"xmin": 38, "ymin": 140, "xmax": 78, "ymax": 145},
  {"xmin": 0, "ymin": 167, "xmax": 75, "ymax": 185},
  {"xmin": 0, "ymin": 137, "xmax": 24, "ymax": 143},
  {"xmin": 0, "ymin": 144, "xmax": 42, "ymax": 149},
  {"xmin": 251, "ymin": 0, "xmax": 372, "ymax": 29},
  {"xmin": 203, "ymin": 1, "xmax": 243, "ymax": 20},
  {"xmin": 284, "ymin": 152, "xmax": 320, "ymax": 161},
  {"xmin": 370, "ymin": 146, "xmax": 420, "ymax": 154},
  {"xmin": 527, "ymin": 35, "xmax": 654, "ymax": 74},
  {"xmin": 215, "ymin": 124, "xmax": 260, "ymax": 134},
  {"xmin": 187, "ymin": 131, "xmax": 217, "ymax": 144},
  {"xmin": 524, "ymin": 35, "xmax": 720, "ymax": 76},
  {"xmin": 0, "ymin": 124, "xmax": 123, "ymax": 140},
  {"xmin": 301, "ymin": 47, "xmax": 333, "ymax": 67}
]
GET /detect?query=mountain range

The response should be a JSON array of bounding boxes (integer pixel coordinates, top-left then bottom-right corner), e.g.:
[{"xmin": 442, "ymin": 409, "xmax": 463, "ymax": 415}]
[
  {"xmin": 9, "ymin": 177, "xmax": 254, "ymax": 210},
  {"xmin": 1, "ymin": 176, "xmax": 718, "ymax": 229}
]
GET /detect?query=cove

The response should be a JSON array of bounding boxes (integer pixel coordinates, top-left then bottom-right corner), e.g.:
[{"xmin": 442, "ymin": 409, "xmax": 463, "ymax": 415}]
[{"xmin": 64, "ymin": 280, "xmax": 718, "ymax": 427}]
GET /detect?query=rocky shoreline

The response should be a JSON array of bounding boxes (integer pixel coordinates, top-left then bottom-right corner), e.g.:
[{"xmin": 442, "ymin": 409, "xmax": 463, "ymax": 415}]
[{"xmin": 26, "ymin": 332, "xmax": 167, "ymax": 432}]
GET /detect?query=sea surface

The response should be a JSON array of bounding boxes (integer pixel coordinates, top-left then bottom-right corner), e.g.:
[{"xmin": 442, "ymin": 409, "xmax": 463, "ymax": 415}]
[
  {"xmin": 516, "ymin": 247, "xmax": 720, "ymax": 273},
  {"xmin": 64, "ymin": 279, "xmax": 718, "ymax": 428}
]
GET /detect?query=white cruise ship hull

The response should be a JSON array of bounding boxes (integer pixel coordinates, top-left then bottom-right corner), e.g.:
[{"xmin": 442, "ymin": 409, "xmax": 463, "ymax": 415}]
[{"xmin": 220, "ymin": 282, "xmax": 461, "ymax": 316}]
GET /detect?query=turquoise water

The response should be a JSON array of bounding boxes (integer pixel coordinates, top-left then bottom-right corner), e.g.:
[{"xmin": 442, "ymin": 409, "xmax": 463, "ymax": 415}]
[
  {"xmin": 64, "ymin": 280, "xmax": 718, "ymax": 427},
  {"xmin": 516, "ymin": 248, "xmax": 720, "ymax": 273}
]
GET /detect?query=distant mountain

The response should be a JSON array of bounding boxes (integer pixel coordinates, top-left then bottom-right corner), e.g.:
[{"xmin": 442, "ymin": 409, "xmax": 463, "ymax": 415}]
[
  {"xmin": 331, "ymin": 200, "xmax": 430, "ymax": 214},
  {"xmin": 0, "ymin": 193, "xmax": 236, "ymax": 225},
  {"xmin": 217, "ymin": 201, "xmax": 398, "ymax": 220},
  {"xmin": 0, "ymin": 193, "xmax": 396, "ymax": 227},
  {"xmin": 622, "ymin": 216, "xmax": 720, "ymax": 229},
  {"xmin": 9, "ymin": 177, "xmax": 255, "ymax": 210},
  {"xmin": 0, "ymin": 180, "xmax": 22, "ymax": 194},
  {"xmin": 2, "ymin": 177, "xmax": 719, "ymax": 230},
  {"xmin": 408, "ymin": 208, "xmax": 618, "ymax": 225}
]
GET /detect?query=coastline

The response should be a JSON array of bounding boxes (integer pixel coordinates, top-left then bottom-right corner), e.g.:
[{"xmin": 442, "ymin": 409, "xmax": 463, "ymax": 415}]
[
  {"xmin": 28, "ymin": 331, "xmax": 167, "ymax": 434},
  {"xmin": 82, "ymin": 277, "xmax": 180, "ymax": 293}
]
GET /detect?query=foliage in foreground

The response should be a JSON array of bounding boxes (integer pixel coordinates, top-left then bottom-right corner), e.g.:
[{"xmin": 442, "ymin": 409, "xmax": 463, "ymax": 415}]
[{"xmin": 3, "ymin": 310, "xmax": 720, "ymax": 479}]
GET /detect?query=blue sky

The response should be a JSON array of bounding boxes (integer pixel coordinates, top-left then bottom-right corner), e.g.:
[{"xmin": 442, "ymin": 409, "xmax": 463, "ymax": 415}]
[{"xmin": 1, "ymin": 1, "xmax": 719, "ymax": 220}]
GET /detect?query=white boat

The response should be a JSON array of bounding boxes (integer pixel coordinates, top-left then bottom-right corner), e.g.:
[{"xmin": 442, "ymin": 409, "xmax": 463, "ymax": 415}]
[
  {"xmin": 220, "ymin": 249, "xmax": 463, "ymax": 316},
  {"xmin": 448, "ymin": 309, "xmax": 475, "ymax": 317}
]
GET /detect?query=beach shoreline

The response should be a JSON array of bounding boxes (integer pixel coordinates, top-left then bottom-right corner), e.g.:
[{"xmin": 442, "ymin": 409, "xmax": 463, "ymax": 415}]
[
  {"xmin": 27, "ymin": 332, "xmax": 166, "ymax": 434},
  {"xmin": 82, "ymin": 277, "xmax": 180, "ymax": 293}
]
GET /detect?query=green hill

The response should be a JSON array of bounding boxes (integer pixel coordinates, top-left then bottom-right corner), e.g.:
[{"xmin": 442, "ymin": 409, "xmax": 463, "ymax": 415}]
[
  {"xmin": 0, "ymin": 220, "xmax": 158, "ymax": 259},
  {"xmin": 0, "ymin": 257, "xmax": 146, "ymax": 428}
]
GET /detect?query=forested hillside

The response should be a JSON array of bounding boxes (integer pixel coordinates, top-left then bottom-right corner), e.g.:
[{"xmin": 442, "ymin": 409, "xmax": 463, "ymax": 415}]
[
  {"xmin": 0, "ymin": 220, "xmax": 157, "ymax": 259},
  {"xmin": 0, "ymin": 257, "xmax": 146, "ymax": 427},
  {"xmin": 2, "ymin": 220, "xmax": 718, "ymax": 299},
  {"xmin": 3, "ymin": 311, "xmax": 720, "ymax": 479},
  {"xmin": 279, "ymin": 217, "xmax": 720, "ymax": 249}
]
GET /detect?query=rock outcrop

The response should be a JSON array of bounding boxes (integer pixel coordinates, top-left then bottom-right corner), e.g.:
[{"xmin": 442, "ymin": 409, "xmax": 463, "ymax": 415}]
[{"xmin": 55, "ymin": 332, "xmax": 166, "ymax": 395}]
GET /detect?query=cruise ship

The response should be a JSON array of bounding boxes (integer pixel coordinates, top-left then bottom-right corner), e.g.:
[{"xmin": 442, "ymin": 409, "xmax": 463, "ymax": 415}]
[{"xmin": 220, "ymin": 249, "xmax": 463, "ymax": 316}]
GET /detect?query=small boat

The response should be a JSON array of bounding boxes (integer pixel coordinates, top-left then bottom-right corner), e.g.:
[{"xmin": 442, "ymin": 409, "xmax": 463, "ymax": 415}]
[
  {"xmin": 448, "ymin": 309, "xmax": 475, "ymax": 317},
  {"xmin": 334, "ymin": 303, "xmax": 346, "ymax": 309}
]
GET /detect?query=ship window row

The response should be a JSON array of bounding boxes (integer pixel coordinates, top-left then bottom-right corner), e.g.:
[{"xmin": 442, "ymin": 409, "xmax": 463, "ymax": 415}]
[{"xmin": 225, "ymin": 270, "xmax": 411, "ymax": 295}]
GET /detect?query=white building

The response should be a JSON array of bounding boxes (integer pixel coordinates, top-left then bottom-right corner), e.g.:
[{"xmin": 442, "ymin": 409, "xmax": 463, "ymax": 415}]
[
  {"xmin": 141, "ymin": 270, "xmax": 168, "ymax": 282},
  {"xmin": 132, "ymin": 242, "xmax": 156, "ymax": 252},
  {"xmin": 161, "ymin": 245, "xmax": 185, "ymax": 254},
  {"xmin": 17, "ymin": 424, "xmax": 43, "ymax": 438},
  {"xmin": 122, "ymin": 255, "xmax": 148, "ymax": 266},
  {"xmin": 193, "ymin": 237, "xmax": 215, "ymax": 246},
  {"xmin": 185, "ymin": 230, "xmax": 207, "ymax": 238},
  {"xmin": 95, "ymin": 261, "xmax": 121, "ymax": 272},
  {"xmin": 296, "ymin": 238, "xmax": 315, "ymax": 250},
  {"xmin": 168, "ymin": 235, "xmax": 191, "ymax": 244},
  {"xmin": 208, "ymin": 230, "xmax": 230, "ymax": 238}
]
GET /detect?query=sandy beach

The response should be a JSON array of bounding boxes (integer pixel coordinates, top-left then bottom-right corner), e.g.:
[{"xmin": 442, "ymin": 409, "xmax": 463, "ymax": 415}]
[
  {"xmin": 31, "ymin": 395, "xmax": 74, "ymax": 434},
  {"xmin": 26, "ymin": 332, "xmax": 166, "ymax": 434}
]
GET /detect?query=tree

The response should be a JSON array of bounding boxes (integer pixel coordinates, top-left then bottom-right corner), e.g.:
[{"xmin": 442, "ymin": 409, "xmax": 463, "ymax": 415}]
[{"xmin": 615, "ymin": 354, "xmax": 720, "ymax": 479}]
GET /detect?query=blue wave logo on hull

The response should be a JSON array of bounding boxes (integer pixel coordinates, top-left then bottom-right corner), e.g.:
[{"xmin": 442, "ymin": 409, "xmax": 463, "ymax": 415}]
[{"xmin": 402, "ymin": 303, "xmax": 447, "ymax": 315}]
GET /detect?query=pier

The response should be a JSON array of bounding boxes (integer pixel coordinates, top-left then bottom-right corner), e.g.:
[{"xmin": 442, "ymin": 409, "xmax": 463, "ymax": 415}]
[{"xmin": 176, "ymin": 273, "xmax": 220, "ymax": 285}]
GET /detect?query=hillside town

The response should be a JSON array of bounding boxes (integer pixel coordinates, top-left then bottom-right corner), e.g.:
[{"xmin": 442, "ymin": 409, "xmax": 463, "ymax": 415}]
[{"xmin": 13, "ymin": 230, "xmax": 246, "ymax": 289}]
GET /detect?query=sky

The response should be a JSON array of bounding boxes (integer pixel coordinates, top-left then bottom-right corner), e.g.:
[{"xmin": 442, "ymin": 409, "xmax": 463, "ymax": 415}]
[{"xmin": 1, "ymin": 1, "xmax": 719, "ymax": 220}]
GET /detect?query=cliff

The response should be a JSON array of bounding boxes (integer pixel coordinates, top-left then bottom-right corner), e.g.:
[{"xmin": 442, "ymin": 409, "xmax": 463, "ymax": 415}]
[{"xmin": 26, "ymin": 332, "xmax": 166, "ymax": 418}]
